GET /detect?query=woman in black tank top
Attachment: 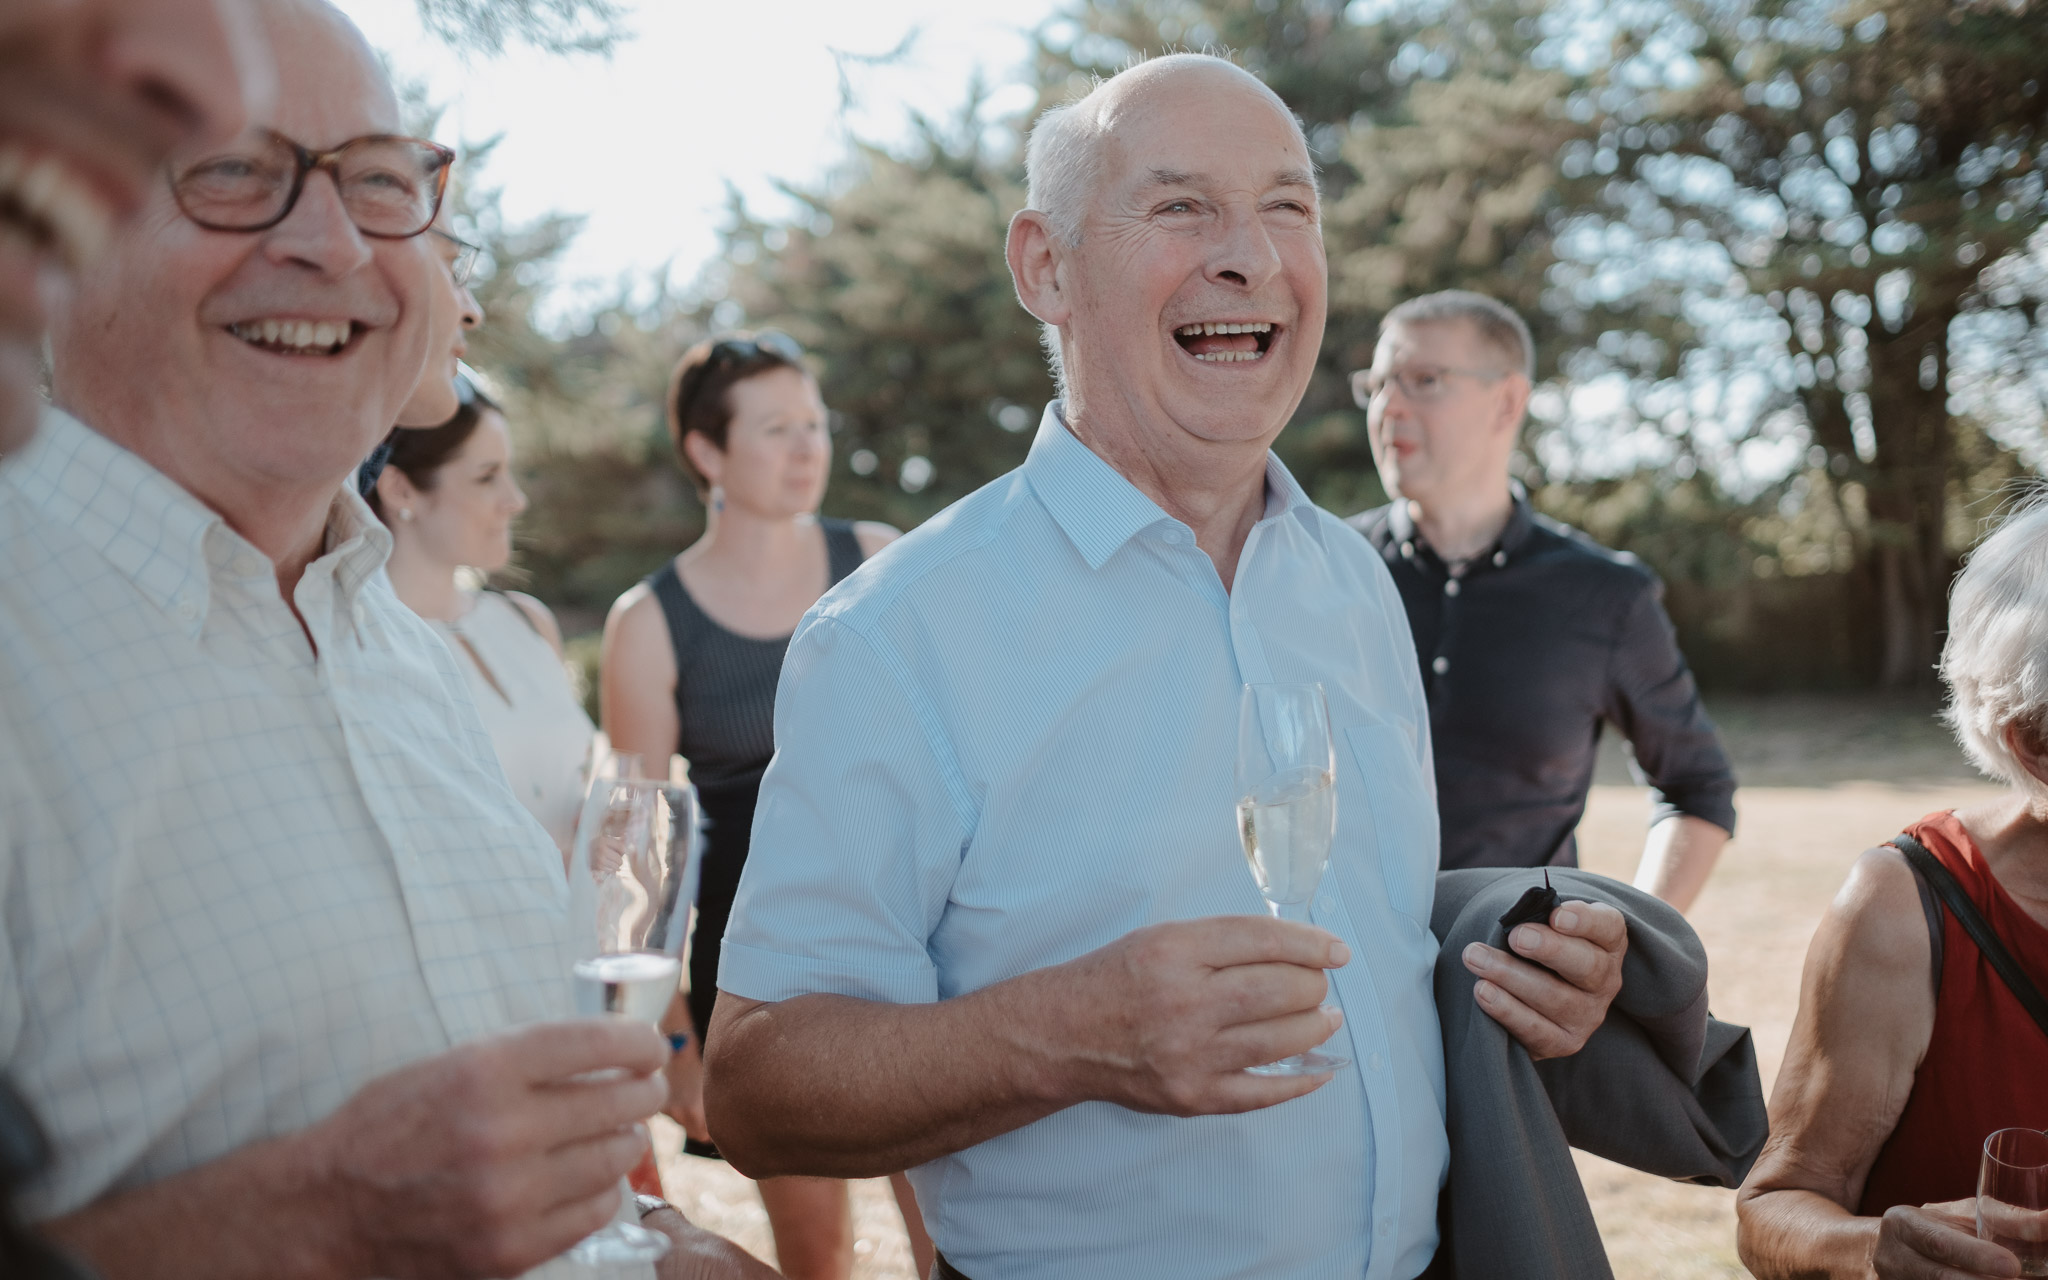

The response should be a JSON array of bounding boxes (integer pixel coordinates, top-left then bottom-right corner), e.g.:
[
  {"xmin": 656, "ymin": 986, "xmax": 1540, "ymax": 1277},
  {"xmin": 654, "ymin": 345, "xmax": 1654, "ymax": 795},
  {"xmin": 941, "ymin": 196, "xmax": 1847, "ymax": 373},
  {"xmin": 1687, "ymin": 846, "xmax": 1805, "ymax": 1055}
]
[{"xmin": 599, "ymin": 333, "xmax": 930, "ymax": 1280}]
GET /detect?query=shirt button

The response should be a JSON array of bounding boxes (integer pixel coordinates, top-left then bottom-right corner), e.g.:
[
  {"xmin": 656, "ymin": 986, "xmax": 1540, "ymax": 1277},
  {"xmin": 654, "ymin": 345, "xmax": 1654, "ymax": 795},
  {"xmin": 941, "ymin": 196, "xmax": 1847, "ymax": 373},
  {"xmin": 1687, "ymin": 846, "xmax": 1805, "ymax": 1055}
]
[
  {"xmin": 1431, "ymin": 656, "xmax": 1449, "ymax": 675},
  {"xmin": 1443, "ymin": 579, "xmax": 1460, "ymax": 597},
  {"xmin": 1369, "ymin": 1052, "xmax": 1385, "ymax": 1072},
  {"xmin": 1400, "ymin": 540, "xmax": 1414, "ymax": 559},
  {"xmin": 1377, "ymin": 1220, "xmax": 1393, "ymax": 1238},
  {"xmin": 1492, "ymin": 550, "xmax": 1507, "ymax": 567},
  {"xmin": 173, "ymin": 599, "xmax": 198, "ymax": 621}
]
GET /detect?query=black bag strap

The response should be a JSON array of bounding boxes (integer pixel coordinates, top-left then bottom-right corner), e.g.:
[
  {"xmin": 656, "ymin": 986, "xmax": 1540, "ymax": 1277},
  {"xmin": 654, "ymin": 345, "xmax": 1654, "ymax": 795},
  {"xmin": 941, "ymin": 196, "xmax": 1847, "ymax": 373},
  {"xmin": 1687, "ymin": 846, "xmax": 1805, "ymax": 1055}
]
[{"xmin": 1889, "ymin": 833, "xmax": 2048, "ymax": 1041}]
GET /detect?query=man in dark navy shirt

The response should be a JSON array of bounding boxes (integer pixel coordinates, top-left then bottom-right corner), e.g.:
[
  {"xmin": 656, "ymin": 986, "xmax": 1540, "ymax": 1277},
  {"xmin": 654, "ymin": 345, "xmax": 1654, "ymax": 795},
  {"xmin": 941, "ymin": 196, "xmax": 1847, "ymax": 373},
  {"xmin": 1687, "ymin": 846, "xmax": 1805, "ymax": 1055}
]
[{"xmin": 1346, "ymin": 291, "xmax": 1737, "ymax": 910}]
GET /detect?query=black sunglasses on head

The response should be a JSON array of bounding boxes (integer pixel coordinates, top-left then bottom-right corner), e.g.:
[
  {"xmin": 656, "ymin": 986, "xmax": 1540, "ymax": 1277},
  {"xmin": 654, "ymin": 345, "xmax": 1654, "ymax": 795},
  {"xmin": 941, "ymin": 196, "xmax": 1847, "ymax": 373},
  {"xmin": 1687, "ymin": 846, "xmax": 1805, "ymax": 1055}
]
[{"xmin": 674, "ymin": 331, "xmax": 808, "ymax": 425}]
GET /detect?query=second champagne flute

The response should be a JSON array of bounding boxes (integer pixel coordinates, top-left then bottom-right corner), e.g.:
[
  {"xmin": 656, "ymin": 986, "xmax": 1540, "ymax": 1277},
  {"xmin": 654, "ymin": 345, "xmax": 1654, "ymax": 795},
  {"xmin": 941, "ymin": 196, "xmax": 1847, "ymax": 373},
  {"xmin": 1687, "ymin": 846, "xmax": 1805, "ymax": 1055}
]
[
  {"xmin": 1980, "ymin": 1127, "xmax": 2048, "ymax": 1277},
  {"xmin": 562, "ymin": 773, "xmax": 691, "ymax": 1266},
  {"xmin": 1236, "ymin": 681, "xmax": 1350, "ymax": 1076}
]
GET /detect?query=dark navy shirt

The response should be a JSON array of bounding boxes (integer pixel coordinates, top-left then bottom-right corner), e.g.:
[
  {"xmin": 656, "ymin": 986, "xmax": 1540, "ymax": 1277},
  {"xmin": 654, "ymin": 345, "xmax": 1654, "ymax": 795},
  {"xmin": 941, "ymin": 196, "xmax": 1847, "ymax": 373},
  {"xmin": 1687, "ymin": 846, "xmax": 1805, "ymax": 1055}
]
[{"xmin": 1348, "ymin": 492, "xmax": 1737, "ymax": 870}]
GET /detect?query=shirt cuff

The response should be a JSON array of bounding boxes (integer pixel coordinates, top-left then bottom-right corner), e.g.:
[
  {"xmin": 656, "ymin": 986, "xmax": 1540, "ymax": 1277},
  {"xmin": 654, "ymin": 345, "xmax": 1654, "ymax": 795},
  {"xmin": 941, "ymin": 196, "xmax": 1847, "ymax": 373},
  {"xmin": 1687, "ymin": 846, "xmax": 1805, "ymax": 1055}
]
[
  {"xmin": 1649, "ymin": 783, "xmax": 1737, "ymax": 835},
  {"xmin": 717, "ymin": 938, "xmax": 941, "ymax": 1006}
]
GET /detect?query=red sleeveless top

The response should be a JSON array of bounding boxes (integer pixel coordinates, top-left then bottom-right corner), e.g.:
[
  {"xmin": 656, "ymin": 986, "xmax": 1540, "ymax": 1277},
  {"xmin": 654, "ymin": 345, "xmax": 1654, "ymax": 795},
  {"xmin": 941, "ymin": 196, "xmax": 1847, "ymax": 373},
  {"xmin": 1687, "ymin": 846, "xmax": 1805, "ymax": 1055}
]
[{"xmin": 1859, "ymin": 812, "xmax": 2048, "ymax": 1215}]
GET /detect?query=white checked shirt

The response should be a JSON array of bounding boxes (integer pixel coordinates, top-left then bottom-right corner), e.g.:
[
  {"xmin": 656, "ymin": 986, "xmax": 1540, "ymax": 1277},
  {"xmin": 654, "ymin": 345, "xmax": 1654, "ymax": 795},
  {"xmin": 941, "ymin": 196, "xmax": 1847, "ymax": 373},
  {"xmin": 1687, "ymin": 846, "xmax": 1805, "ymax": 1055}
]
[
  {"xmin": 723, "ymin": 404, "xmax": 1447, "ymax": 1280},
  {"xmin": 0, "ymin": 409, "xmax": 579, "ymax": 1221}
]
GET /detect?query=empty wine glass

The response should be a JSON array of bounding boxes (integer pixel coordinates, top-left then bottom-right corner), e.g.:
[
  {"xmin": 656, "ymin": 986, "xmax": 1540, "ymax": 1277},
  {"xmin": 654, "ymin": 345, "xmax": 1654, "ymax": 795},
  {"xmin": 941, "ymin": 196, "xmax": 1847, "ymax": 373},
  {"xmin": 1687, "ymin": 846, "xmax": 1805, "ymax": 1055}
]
[
  {"xmin": 1235, "ymin": 682, "xmax": 1350, "ymax": 1076},
  {"xmin": 562, "ymin": 771, "xmax": 696, "ymax": 1266},
  {"xmin": 1980, "ymin": 1127, "xmax": 2048, "ymax": 1277}
]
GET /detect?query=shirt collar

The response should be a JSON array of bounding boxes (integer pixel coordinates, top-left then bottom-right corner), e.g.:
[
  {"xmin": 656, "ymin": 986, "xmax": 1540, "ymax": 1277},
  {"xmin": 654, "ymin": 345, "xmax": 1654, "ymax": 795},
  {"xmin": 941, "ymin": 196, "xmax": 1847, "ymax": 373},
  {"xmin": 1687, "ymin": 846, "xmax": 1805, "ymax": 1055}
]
[
  {"xmin": 6, "ymin": 406, "xmax": 393, "ymax": 631},
  {"xmin": 1022, "ymin": 400, "xmax": 1324, "ymax": 570},
  {"xmin": 1385, "ymin": 481, "xmax": 1534, "ymax": 564}
]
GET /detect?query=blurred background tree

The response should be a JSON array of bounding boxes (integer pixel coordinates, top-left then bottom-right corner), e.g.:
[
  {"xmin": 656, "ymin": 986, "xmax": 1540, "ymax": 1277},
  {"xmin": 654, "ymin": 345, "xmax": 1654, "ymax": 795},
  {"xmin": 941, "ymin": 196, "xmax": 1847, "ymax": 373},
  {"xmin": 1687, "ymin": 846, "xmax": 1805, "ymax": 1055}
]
[
  {"xmin": 433, "ymin": 0, "xmax": 2045, "ymax": 692},
  {"xmin": 413, "ymin": 0, "xmax": 624, "ymax": 55}
]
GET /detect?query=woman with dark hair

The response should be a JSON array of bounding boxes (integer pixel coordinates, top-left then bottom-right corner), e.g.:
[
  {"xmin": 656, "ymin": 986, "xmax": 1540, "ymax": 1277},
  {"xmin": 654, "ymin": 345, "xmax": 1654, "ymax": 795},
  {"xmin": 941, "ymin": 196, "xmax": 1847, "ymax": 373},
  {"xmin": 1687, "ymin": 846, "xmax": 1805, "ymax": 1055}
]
[
  {"xmin": 601, "ymin": 332, "xmax": 930, "ymax": 1280},
  {"xmin": 371, "ymin": 377, "xmax": 596, "ymax": 857}
]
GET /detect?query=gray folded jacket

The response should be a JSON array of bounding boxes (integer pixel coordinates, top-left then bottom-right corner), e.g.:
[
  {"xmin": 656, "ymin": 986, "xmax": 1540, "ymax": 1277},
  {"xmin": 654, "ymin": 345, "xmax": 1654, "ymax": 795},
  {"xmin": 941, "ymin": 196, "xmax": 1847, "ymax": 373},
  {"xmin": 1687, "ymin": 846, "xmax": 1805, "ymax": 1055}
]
[{"xmin": 1430, "ymin": 868, "xmax": 1769, "ymax": 1280}]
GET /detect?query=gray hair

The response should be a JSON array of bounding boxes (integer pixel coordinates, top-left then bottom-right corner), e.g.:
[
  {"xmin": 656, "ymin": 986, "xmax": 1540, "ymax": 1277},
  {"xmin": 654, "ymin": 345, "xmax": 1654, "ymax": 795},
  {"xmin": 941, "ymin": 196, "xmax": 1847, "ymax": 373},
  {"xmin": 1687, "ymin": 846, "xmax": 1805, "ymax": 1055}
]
[
  {"xmin": 1941, "ymin": 492, "xmax": 2048, "ymax": 800},
  {"xmin": 1383, "ymin": 290, "xmax": 1536, "ymax": 382},
  {"xmin": 1020, "ymin": 53, "xmax": 1310, "ymax": 397},
  {"xmin": 1024, "ymin": 91, "xmax": 1102, "ymax": 394}
]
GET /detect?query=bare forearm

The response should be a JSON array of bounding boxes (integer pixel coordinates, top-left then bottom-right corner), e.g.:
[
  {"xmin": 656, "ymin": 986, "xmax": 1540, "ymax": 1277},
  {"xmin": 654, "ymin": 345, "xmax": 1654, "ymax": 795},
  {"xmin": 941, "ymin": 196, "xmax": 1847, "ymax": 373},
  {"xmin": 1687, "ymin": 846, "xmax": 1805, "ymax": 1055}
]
[
  {"xmin": 703, "ymin": 975, "xmax": 1077, "ymax": 1179},
  {"xmin": 41, "ymin": 1129, "xmax": 358, "ymax": 1280},
  {"xmin": 1737, "ymin": 1187, "xmax": 1878, "ymax": 1279},
  {"xmin": 1634, "ymin": 814, "xmax": 1729, "ymax": 913}
]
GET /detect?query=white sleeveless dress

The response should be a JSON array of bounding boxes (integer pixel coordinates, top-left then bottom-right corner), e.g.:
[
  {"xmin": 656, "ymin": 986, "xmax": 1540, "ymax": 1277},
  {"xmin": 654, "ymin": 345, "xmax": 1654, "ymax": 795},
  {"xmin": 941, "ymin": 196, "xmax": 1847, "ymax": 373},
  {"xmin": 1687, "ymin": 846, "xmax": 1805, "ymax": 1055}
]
[{"xmin": 433, "ymin": 590, "xmax": 596, "ymax": 855}]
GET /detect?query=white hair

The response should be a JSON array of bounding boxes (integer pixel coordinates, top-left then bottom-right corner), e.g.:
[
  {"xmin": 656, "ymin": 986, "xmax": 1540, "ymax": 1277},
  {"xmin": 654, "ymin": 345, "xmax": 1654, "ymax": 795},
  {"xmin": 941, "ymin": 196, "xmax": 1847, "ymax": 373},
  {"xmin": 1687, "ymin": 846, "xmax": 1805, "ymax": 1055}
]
[
  {"xmin": 1024, "ymin": 87, "xmax": 1104, "ymax": 395},
  {"xmin": 1019, "ymin": 53, "xmax": 1312, "ymax": 397},
  {"xmin": 1941, "ymin": 491, "xmax": 2048, "ymax": 799}
]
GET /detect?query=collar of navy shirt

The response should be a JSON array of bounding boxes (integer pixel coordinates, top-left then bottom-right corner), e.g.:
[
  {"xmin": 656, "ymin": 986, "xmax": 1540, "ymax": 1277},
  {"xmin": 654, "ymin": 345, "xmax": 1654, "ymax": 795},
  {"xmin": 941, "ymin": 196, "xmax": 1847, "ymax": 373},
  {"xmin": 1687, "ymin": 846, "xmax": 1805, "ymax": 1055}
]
[{"xmin": 1384, "ymin": 480, "xmax": 1536, "ymax": 577}]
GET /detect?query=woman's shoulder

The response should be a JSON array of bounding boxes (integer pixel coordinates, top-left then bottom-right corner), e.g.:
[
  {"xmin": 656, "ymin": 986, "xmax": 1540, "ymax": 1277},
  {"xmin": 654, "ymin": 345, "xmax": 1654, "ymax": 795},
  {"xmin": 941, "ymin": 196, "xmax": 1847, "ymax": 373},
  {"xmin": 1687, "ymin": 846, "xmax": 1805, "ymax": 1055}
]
[
  {"xmin": 851, "ymin": 520, "xmax": 900, "ymax": 558},
  {"xmin": 1815, "ymin": 841, "xmax": 1937, "ymax": 989},
  {"xmin": 494, "ymin": 589, "xmax": 564, "ymax": 653}
]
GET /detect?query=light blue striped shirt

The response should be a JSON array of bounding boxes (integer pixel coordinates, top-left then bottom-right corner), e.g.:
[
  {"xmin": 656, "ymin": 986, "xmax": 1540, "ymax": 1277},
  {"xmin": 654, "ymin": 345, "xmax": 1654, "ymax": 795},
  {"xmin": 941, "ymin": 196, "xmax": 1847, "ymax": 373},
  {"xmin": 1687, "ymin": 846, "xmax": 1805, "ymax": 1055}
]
[{"xmin": 722, "ymin": 404, "xmax": 1447, "ymax": 1280}]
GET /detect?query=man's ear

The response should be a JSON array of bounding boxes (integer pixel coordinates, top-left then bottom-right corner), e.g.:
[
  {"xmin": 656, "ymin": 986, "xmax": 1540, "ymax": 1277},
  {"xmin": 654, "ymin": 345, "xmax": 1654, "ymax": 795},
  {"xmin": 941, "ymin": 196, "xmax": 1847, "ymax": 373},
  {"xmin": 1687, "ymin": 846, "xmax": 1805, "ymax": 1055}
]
[
  {"xmin": 1493, "ymin": 372, "xmax": 1532, "ymax": 444},
  {"xmin": 2005, "ymin": 718, "xmax": 2048, "ymax": 793},
  {"xmin": 1006, "ymin": 209, "xmax": 1071, "ymax": 328}
]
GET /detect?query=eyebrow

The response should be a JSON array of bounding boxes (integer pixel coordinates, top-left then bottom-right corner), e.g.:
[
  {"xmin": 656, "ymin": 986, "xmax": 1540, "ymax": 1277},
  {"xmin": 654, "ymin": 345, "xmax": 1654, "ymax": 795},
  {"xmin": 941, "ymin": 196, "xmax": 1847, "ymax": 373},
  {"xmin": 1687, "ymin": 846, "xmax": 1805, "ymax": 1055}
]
[{"xmin": 1143, "ymin": 166, "xmax": 1320, "ymax": 193}]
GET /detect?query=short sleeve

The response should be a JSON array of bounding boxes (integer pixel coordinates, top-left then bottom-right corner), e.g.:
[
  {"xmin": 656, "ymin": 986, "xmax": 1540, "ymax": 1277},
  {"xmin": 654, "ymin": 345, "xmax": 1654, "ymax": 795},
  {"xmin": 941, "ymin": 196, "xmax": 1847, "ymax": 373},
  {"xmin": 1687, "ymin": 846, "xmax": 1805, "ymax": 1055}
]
[
  {"xmin": 1605, "ymin": 584, "xmax": 1738, "ymax": 835},
  {"xmin": 716, "ymin": 614, "xmax": 971, "ymax": 1006}
]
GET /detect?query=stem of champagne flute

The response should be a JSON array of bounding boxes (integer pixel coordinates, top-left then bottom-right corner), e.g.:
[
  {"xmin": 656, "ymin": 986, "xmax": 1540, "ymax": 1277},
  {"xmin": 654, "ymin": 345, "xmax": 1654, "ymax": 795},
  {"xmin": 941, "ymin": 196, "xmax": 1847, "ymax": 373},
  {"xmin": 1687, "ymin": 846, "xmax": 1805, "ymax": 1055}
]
[{"xmin": 1267, "ymin": 897, "xmax": 1314, "ymax": 925}]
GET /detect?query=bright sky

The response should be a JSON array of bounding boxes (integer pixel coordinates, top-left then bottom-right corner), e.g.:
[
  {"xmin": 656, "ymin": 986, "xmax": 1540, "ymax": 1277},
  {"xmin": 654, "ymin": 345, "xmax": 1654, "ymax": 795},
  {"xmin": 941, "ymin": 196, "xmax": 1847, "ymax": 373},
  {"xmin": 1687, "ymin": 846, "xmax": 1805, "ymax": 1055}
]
[{"xmin": 337, "ymin": 0, "xmax": 1059, "ymax": 322}]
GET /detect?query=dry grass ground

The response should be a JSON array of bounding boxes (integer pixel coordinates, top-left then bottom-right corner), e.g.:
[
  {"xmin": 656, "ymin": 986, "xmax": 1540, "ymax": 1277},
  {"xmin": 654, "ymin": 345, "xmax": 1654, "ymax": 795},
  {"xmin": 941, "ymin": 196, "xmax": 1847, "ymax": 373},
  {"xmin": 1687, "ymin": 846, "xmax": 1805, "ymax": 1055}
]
[{"xmin": 656, "ymin": 693, "xmax": 1998, "ymax": 1278}]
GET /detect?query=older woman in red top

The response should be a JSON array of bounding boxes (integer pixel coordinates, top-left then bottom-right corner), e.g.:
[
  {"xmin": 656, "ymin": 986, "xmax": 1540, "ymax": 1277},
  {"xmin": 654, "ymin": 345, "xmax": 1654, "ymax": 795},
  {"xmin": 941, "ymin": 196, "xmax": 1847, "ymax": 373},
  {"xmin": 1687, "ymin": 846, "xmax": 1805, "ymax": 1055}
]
[{"xmin": 1738, "ymin": 496, "xmax": 2048, "ymax": 1279}]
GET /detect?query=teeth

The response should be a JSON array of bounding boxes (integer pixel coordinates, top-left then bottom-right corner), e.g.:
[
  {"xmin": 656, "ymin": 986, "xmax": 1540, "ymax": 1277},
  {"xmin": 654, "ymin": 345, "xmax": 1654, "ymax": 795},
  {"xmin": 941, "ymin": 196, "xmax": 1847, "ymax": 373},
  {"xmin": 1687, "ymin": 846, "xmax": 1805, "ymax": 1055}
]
[
  {"xmin": 1174, "ymin": 321, "xmax": 1274, "ymax": 337},
  {"xmin": 1193, "ymin": 350, "xmax": 1263, "ymax": 362},
  {"xmin": 0, "ymin": 142, "xmax": 116, "ymax": 273},
  {"xmin": 229, "ymin": 318, "xmax": 355, "ymax": 355}
]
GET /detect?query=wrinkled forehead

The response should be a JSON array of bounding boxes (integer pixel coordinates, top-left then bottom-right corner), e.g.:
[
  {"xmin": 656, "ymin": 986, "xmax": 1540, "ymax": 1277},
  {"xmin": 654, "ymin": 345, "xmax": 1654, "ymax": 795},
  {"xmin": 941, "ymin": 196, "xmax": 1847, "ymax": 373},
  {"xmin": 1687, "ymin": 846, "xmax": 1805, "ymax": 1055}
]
[
  {"xmin": 1094, "ymin": 64, "xmax": 1314, "ymax": 198},
  {"xmin": 256, "ymin": 0, "xmax": 400, "ymax": 145}
]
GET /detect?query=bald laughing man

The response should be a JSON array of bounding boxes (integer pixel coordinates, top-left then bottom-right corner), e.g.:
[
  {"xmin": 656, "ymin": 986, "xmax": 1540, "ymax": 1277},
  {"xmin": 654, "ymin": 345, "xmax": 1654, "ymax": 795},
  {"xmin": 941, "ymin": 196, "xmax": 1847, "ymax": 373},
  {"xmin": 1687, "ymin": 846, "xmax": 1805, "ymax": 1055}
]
[
  {"xmin": 701, "ymin": 55, "xmax": 1630, "ymax": 1280},
  {"xmin": 0, "ymin": 3, "xmax": 770, "ymax": 1277}
]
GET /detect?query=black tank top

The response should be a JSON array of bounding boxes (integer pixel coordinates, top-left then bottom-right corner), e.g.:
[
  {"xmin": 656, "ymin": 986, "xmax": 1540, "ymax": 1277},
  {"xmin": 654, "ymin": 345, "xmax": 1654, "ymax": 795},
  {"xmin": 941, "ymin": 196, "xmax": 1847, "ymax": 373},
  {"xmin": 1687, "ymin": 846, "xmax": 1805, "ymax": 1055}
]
[
  {"xmin": 645, "ymin": 517, "xmax": 865, "ymax": 802},
  {"xmin": 648, "ymin": 518, "xmax": 864, "ymax": 1157}
]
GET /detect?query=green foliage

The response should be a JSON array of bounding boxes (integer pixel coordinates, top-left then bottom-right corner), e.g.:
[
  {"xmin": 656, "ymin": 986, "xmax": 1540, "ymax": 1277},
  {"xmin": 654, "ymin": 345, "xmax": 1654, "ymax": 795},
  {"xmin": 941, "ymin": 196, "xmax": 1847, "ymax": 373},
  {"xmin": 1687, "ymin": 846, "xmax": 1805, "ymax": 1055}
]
[
  {"xmin": 444, "ymin": 0, "xmax": 2045, "ymax": 690},
  {"xmin": 412, "ymin": 0, "xmax": 623, "ymax": 56},
  {"xmin": 713, "ymin": 100, "xmax": 1053, "ymax": 528}
]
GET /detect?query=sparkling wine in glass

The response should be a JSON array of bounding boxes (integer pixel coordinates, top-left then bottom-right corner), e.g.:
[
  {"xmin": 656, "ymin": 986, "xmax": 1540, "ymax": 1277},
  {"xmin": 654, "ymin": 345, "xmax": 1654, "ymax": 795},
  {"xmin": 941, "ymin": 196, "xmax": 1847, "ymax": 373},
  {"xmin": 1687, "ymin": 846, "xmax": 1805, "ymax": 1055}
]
[
  {"xmin": 1980, "ymin": 1128, "xmax": 2048, "ymax": 1277},
  {"xmin": 1236, "ymin": 682, "xmax": 1350, "ymax": 1077},
  {"xmin": 562, "ymin": 773, "xmax": 694, "ymax": 1267}
]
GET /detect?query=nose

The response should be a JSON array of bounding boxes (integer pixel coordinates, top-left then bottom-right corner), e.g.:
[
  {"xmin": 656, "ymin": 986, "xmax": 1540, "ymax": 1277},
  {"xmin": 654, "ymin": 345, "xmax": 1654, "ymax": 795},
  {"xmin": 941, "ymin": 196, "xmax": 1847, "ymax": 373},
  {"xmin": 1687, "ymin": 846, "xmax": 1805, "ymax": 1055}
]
[
  {"xmin": 259, "ymin": 170, "xmax": 373, "ymax": 278},
  {"xmin": 103, "ymin": 0, "xmax": 274, "ymax": 147},
  {"xmin": 1206, "ymin": 203, "xmax": 1282, "ymax": 291},
  {"xmin": 458, "ymin": 281, "xmax": 483, "ymax": 330},
  {"xmin": 507, "ymin": 476, "xmax": 528, "ymax": 516}
]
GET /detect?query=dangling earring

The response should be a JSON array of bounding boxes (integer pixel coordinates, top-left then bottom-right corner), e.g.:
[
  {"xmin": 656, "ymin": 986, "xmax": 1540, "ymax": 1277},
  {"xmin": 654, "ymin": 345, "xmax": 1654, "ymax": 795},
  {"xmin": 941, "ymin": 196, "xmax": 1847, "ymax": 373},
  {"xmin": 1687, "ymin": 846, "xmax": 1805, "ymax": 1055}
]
[{"xmin": 708, "ymin": 484, "xmax": 725, "ymax": 515}]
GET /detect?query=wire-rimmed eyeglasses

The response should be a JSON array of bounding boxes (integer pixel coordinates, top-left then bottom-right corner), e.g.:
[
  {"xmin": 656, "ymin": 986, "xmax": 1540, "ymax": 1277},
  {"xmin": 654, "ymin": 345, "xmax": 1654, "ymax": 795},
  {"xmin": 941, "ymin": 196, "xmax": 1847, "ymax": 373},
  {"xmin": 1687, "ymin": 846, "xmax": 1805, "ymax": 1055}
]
[
  {"xmin": 170, "ymin": 129, "xmax": 455, "ymax": 240},
  {"xmin": 1350, "ymin": 364, "xmax": 1511, "ymax": 409},
  {"xmin": 430, "ymin": 227, "xmax": 482, "ymax": 287}
]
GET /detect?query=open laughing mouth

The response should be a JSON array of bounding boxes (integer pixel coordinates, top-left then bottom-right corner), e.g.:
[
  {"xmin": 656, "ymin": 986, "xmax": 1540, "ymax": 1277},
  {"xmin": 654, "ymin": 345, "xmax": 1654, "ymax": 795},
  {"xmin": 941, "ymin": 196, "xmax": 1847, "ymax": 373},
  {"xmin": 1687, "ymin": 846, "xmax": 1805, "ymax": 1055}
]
[
  {"xmin": 1173, "ymin": 320, "xmax": 1276, "ymax": 364},
  {"xmin": 227, "ymin": 318, "xmax": 363, "ymax": 357}
]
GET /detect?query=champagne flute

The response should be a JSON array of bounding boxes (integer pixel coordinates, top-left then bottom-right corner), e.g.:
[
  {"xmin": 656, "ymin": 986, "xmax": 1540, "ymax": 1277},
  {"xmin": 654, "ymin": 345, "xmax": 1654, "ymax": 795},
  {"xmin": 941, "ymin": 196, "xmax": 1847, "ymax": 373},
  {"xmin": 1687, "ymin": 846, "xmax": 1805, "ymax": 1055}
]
[
  {"xmin": 1979, "ymin": 1127, "xmax": 2048, "ymax": 1276},
  {"xmin": 562, "ymin": 773, "xmax": 693, "ymax": 1266},
  {"xmin": 1235, "ymin": 682, "xmax": 1350, "ymax": 1076}
]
